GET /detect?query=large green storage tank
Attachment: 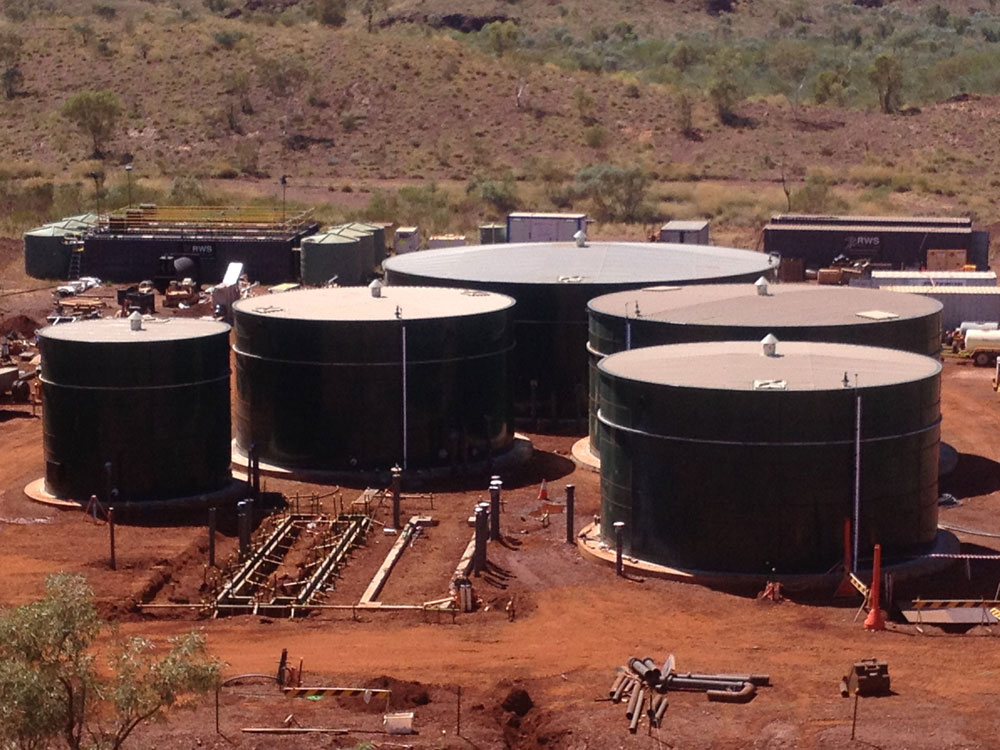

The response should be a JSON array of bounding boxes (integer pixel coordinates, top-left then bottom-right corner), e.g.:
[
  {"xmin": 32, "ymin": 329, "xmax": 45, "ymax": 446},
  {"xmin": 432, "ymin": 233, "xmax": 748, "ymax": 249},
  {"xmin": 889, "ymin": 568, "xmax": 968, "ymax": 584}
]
[
  {"xmin": 385, "ymin": 241, "xmax": 778, "ymax": 430},
  {"xmin": 330, "ymin": 225, "xmax": 375, "ymax": 280},
  {"xmin": 344, "ymin": 221, "xmax": 388, "ymax": 266},
  {"xmin": 300, "ymin": 232, "xmax": 363, "ymax": 286},
  {"xmin": 233, "ymin": 286, "xmax": 516, "ymax": 473},
  {"xmin": 24, "ymin": 214, "xmax": 98, "ymax": 280},
  {"xmin": 586, "ymin": 282, "xmax": 943, "ymax": 455},
  {"xmin": 598, "ymin": 339, "xmax": 941, "ymax": 575},
  {"xmin": 37, "ymin": 318, "xmax": 232, "ymax": 503}
]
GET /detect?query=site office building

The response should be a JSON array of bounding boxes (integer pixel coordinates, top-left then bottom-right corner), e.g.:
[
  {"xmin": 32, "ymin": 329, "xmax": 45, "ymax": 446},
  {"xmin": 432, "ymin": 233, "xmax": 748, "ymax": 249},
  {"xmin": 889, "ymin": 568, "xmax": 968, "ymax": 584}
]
[
  {"xmin": 506, "ymin": 213, "xmax": 588, "ymax": 243},
  {"xmin": 762, "ymin": 214, "xmax": 990, "ymax": 273}
]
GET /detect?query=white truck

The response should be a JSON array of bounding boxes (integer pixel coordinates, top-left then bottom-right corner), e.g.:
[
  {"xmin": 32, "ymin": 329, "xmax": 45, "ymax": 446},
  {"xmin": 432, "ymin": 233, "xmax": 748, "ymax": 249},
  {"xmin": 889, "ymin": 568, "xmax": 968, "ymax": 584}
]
[{"xmin": 960, "ymin": 328, "xmax": 1000, "ymax": 366}]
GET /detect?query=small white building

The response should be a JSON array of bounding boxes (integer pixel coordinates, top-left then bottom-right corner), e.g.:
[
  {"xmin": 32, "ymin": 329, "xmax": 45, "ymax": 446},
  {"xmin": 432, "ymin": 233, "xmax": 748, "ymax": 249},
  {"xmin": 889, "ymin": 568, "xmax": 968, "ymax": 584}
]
[
  {"xmin": 660, "ymin": 220, "xmax": 710, "ymax": 244},
  {"xmin": 506, "ymin": 212, "xmax": 587, "ymax": 243},
  {"xmin": 427, "ymin": 234, "xmax": 466, "ymax": 249},
  {"xmin": 394, "ymin": 227, "xmax": 420, "ymax": 255}
]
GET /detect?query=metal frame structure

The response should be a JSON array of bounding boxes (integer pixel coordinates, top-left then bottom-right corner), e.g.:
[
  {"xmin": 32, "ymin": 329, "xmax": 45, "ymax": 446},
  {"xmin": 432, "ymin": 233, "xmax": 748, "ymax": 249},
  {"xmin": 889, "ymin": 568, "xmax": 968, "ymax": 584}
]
[
  {"xmin": 214, "ymin": 502, "xmax": 375, "ymax": 618},
  {"xmin": 101, "ymin": 205, "xmax": 317, "ymax": 238}
]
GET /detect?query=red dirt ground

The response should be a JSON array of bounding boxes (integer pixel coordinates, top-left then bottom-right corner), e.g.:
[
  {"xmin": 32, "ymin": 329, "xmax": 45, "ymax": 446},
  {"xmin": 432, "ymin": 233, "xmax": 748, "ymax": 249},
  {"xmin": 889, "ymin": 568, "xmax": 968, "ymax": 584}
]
[
  {"xmin": 3, "ymin": 355, "xmax": 1000, "ymax": 748},
  {"xmin": 4, "ymin": 223, "xmax": 1000, "ymax": 747}
]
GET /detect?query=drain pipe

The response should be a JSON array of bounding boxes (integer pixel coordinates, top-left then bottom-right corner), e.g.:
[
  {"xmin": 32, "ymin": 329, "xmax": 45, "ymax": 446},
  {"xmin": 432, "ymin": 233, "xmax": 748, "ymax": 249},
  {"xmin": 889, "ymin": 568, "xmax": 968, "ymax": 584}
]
[
  {"xmin": 565, "ymin": 484, "xmax": 575, "ymax": 544},
  {"xmin": 473, "ymin": 506, "xmax": 486, "ymax": 575},
  {"xmin": 208, "ymin": 507, "xmax": 217, "ymax": 567},
  {"xmin": 489, "ymin": 484, "xmax": 501, "ymax": 541},
  {"xmin": 628, "ymin": 687, "xmax": 645, "ymax": 734},
  {"xmin": 391, "ymin": 465, "xmax": 402, "ymax": 530},
  {"xmin": 614, "ymin": 521, "xmax": 625, "ymax": 577}
]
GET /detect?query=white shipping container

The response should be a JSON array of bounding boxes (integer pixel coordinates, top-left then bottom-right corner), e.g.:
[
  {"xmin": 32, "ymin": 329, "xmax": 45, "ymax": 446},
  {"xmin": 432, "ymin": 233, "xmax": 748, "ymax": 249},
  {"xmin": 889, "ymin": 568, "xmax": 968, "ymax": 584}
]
[
  {"xmin": 506, "ymin": 212, "xmax": 587, "ymax": 243},
  {"xmin": 871, "ymin": 270, "xmax": 997, "ymax": 287},
  {"xmin": 879, "ymin": 286, "xmax": 1000, "ymax": 330}
]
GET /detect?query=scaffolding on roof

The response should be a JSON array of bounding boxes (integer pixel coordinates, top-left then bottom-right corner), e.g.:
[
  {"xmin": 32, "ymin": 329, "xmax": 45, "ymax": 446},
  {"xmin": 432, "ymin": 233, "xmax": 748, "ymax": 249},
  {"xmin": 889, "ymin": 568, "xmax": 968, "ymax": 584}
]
[{"xmin": 98, "ymin": 204, "xmax": 317, "ymax": 238}]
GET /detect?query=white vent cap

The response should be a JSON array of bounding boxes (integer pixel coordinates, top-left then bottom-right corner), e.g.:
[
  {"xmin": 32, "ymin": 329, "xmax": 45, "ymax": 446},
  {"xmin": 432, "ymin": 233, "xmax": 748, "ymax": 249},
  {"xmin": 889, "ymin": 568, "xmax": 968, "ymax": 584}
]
[
  {"xmin": 369, "ymin": 279, "xmax": 383, "ymax": 298},
  {"xmin": 128, "ymin": 311, "xmax": 143, "ymax": 331},
  {"xmin": 761, "ymin": 333, "xmax": 778, "ymax": 357},
  {"xmin": 755, "ymin": 276, "xmax": 770, "ymax": 296},
  {"xmin": 573, "ymin": 229, "xmax": 587, "ymax": 247}
]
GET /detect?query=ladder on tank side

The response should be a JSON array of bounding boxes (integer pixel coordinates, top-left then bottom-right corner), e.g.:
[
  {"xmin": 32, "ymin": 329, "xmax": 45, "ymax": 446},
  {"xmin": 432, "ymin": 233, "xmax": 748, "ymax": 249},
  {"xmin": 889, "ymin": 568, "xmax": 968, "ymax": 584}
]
[{"xmin": 66, "ymin": 247, "xmax": 83, "ymax": 280}]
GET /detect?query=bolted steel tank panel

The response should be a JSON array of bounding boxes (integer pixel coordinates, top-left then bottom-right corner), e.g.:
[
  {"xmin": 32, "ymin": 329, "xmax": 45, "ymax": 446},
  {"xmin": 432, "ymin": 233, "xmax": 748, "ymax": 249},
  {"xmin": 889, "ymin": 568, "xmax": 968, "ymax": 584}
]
[
  {"xmin": 233, "ymin": 286, "xmax": 515, "ymax": 472},
  {"xmin": 598, "ymin": 340, "xmax": 941, "ymax": 575},
  {"xmin": 37, "ymin": 318, "xmax": 232, "ymax": 503},
  {"xmin": 385, "ymin": 242, "xmax": 777, "ymax": 429},
  {"xmin": 586, "ymin": 283, "xmax": 943, "ymax": 454}
]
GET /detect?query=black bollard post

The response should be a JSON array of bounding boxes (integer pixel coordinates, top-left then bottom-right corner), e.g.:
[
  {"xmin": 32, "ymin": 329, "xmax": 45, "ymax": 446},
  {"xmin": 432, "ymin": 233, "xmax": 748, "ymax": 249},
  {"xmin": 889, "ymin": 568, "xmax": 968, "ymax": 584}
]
[
  {"xmin": 249, "ymin": 442, "xmax": 260, "ymax": 500},
  {"xmin": 208, "ymin": 507, "xmax": 217, "ymax": 567},
  {"xmin": 108, "ymin": 506, "xmax": 117, "ymax": 571},
  {"xmin": 565, "ymin": 484, "xmax": 575, "ymax": 544},
  {"xmin": 237, "ymin": 500, "xmax": 250, "ymax": 561},
  {"xmin": 391, "ymin": 465, "xmax": 402, "ymax": 530},
  {"xmin": 473, "ymin": 507, "xmax": 484, "ymax": 576},
  {"xmin": 489, "ymin": 485, "xmax": 501, "ymax": 541},
  {"xmin": 614, "ymin": 521, "xmax": 625, "ymax": 577}
]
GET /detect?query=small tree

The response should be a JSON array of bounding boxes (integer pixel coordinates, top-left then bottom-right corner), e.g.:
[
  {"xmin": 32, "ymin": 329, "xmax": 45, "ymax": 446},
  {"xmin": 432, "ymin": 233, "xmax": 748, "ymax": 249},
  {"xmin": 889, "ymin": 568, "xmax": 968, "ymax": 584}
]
[
  {"xmin": 708, "ymin": 50, "xmax": 742, "ymax": 124},
  {"xmin": 575, "ymin": 164, "xmax": 652, "ymax": 222},
  {"xmin": 483, "ymin": 21, "xmax": 520, "ymax": 57},
  {"xmin": 0, "ymin": 573, "xmax": 220, "ymax": 750},
  {"xmin": 0, "ymin": 30, "xmax": 23, "ymax": 99},
  {"xmin": 310, "ymin": 0, "xmax": 346, "ymax": 27},
  {"xmin": 360, "ymin": 0, "xmax": 388, "ymax": 33},
  {"xmin": 868, "ymin": 51, "xmax": 903, "ymax": 114},
  {"xmin": 60, "ymin": 89, "xmax": 122, "ymax": 158},
  {"xmin": 766, "ymin": 40, "xmax": 815, "ymax": 105}
]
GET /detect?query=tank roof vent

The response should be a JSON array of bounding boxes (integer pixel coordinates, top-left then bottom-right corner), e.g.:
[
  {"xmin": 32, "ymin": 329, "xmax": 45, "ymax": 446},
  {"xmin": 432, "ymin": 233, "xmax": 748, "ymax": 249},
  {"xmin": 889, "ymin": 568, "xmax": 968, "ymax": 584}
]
[
  {"xmin": 573, "ymin": 229, "xmax": 587, "ymax": 247},
  {"xmin": 761, "ymin": 332, "xmax": 778, "ymax": 357},
  {"xmin": 128, "ymin": 311, "xmax": 142, "ymax": 331},
  {"xmin": 369, "ymin": 279, "xmax": 383, "ymax": 298},
  {"xmin": 755, "ymin": 276, "xmax": 770, "ymax": 296}
]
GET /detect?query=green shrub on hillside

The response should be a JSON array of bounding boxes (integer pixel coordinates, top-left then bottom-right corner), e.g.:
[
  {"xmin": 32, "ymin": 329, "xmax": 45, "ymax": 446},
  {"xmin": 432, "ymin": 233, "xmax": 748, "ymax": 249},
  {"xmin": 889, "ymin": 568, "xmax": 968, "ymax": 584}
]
[
  {"xmin": 575, "ymin": 164, "xmax": 652, "ymax": 222},
  {"xmin": 483, "ymin": 21, "xmax": 521, "ymax": 57},
  {"xmin": 466, "ymin": 174, "xmax": 519, "ymax": 215},
  {"xmin": 214, "ymin": 30, "xmax": 246, "ymax": 49},
  {"xmin": 204, "ymin": 0, "xmax": 231, "ymax": 14},
  {"xmin": 0, "ymin": 30, "xmax": 23, "ymax": 100},
  {"xmin": 93, "ymin": 3, "xmax": 117, "ymax": 20},
  {"xmin": 311, "ymin": 0, "xmax": 346, "ymax": 27}
]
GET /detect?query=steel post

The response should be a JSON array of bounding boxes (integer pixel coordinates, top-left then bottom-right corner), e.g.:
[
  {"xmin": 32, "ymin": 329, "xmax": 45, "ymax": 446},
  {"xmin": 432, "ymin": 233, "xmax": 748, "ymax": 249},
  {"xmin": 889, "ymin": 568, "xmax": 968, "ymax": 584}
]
[
  {"xmin": 391, "ymin": 465, "xmax": 402, "ymax": 530},
  {"xmin": 108, "ymin": 506, "xmax": 116, "ymax": 571},
  {"xmin": 208, "ymin": 507, "xmax": 217, "ymax": 567},
  {"xmin": 489, "ymin": 485, "xmax": 501, "ymax": 541},
  {"xmin": 565, "ymin": 484, "xmax": 575, "ymax": 544},
  {"xmin": 614, "ymin": 521, "xmax": 625, "ymax": 577},
  {"xmin": 473, "ymin": 508, "xmax": 485, "ymax": 576}
]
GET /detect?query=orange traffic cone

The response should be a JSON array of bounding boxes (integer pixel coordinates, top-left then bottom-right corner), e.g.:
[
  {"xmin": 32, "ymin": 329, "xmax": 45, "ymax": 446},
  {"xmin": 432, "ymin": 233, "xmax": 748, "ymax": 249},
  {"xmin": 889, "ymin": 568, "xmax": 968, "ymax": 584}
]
[
  {"xmin": 864, "ymin": 543, "xmax": 886, "ymax": 631},
  {"xmin": 538, "ymin": 479, "xmax": 548, "ymax": 501}
]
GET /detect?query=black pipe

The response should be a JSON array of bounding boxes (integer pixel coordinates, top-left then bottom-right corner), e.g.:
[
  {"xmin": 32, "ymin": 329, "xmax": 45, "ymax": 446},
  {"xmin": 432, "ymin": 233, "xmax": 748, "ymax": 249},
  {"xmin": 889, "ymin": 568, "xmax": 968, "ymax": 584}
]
[
  {"xmin": 489, "ymin": 485, "xmax": 501, "ymax": 541},
  {"xmin": 391, "ymin": 466, "xmax": 402, "ymax": 530},
  {"xmin": 208, "ymin": 507, "xmax": 217, "ymax": 567},
  {"xmin": 614, "ymin": 521, "xmax": 625, "ymax": 576},
  {"xmin": 565, "ymin": 484, "xmax": 575, "ymax": 544}
]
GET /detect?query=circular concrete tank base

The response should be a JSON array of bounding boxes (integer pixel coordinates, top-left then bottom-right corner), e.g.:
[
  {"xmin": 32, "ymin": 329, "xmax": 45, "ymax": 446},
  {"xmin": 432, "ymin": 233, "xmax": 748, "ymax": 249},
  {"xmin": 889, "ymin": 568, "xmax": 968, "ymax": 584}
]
[
  {"xmin": 24, "ymin": 477, "xmax": 251, "ymax": 517},
  {"xmin": 576, "ymin": 522, "xmax": 960, "ymax": 592},
  {"xmin": 231, "ymin": 434, "xmax": 534, "ymax": 488},
  {"xmin": 940, "ymin": 441, "xmax": 959, "ymax": 478},
  {"xmin": 570, "ymin": 437, "xmax": 601, "ymax": 473}
]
